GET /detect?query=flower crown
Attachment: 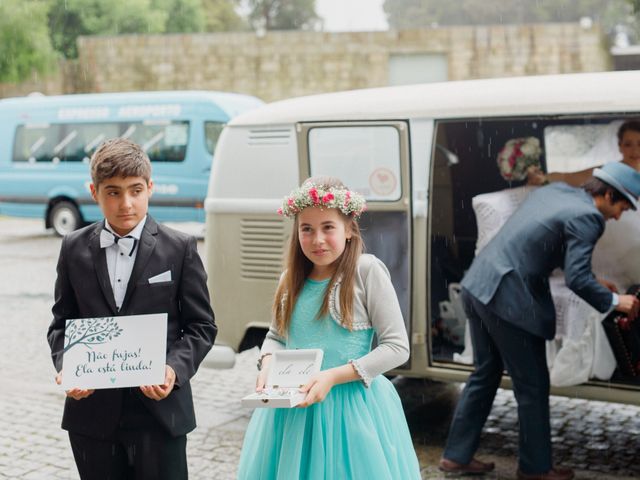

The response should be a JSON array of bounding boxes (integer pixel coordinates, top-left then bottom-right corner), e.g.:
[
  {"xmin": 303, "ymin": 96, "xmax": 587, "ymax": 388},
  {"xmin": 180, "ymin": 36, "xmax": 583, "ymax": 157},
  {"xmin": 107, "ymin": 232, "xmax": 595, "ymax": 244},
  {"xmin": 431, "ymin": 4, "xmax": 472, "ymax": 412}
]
[{"xmin": 277, "ymin": 183, "xmax": 367, "ymax": 219}]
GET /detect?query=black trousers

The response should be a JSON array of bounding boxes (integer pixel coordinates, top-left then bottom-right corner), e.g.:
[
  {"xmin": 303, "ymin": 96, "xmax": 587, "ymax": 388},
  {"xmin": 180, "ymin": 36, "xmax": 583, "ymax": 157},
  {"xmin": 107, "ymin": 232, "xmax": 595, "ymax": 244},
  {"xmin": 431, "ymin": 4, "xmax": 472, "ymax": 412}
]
[
  {"xmin": 68, "ymin": 389, "xmax": 188, "ymax": 480},
  {"xmin": 443, "ymin": 288, "xmax": 552, "ymax": 475}
]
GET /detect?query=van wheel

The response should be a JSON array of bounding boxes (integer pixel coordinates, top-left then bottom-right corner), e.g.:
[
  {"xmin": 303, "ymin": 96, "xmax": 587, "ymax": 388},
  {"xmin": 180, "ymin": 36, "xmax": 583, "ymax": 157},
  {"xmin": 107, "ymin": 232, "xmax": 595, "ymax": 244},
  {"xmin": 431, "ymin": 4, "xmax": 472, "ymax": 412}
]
[{"xmin": 49, "ymin": 201, "xmax": 82, "ymax": 236}]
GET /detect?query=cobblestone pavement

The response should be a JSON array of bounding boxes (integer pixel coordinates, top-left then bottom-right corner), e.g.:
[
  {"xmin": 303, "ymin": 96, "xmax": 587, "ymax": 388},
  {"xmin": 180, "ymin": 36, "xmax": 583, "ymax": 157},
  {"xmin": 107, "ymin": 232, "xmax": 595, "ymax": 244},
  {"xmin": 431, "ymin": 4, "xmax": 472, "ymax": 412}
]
[{"xmin": 1, "ymin": 217, "xmax": 639, "ymax": 479}]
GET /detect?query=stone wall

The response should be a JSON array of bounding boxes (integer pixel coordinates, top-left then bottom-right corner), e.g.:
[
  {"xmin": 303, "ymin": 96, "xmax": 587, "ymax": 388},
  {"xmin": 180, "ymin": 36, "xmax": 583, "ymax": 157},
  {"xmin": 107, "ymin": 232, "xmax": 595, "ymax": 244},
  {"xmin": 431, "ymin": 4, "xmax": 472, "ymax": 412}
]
[{"xmin": 1, "ymin": 23, "xmax": 610, "ymax": 101}]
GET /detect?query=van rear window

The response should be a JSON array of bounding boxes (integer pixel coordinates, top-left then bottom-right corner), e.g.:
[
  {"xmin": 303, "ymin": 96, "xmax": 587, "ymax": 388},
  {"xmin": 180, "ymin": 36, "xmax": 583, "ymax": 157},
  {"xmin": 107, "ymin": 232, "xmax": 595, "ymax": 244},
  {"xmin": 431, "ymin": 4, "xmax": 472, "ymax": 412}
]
[{"xmin": 13, "ymin": 121, "xmax": 190, "ymax": 163}]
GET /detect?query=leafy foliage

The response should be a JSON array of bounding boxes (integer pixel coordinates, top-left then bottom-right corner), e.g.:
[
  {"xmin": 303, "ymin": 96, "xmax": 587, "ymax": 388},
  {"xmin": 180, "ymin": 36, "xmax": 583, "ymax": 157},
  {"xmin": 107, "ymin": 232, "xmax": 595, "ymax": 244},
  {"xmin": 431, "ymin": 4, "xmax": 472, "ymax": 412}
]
[
  {"xmin": 0, "ymin": 0, "xmax": 58, "ymax": 83},
  {"xmin": 46, "ymin": 0, "xmax": 244, "ymax": 59},
  {"xmin": 246, "ymin": 0, "xmax": 319, "ymax": 31},
  {"xmin": 202, "ymin": 0, "xmax": 248, "ymax": 31},
  {"xmin": 383, "ymin": 0, "xmax": 633, "ymax": 33},
  {"xmin": 47, "ymin": 0, "xmax": 167, "ymax": 59}
]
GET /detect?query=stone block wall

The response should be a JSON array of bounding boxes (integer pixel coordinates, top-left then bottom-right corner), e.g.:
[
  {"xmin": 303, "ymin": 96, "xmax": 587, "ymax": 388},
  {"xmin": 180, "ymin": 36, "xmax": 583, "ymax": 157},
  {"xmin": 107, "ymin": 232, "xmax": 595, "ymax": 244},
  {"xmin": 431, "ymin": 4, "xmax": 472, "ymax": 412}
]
[{"xmin": 0, "ymin": 23, "xmax": 610, "ymax": 101}]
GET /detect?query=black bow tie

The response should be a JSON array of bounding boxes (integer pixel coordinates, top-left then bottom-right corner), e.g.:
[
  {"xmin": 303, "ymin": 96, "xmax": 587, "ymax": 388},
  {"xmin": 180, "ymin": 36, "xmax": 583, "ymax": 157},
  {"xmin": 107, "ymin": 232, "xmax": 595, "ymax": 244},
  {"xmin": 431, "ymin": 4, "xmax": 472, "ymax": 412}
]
[{"xmin": 100, "ymin": 229, "xmax": 138, "ymax": 257}]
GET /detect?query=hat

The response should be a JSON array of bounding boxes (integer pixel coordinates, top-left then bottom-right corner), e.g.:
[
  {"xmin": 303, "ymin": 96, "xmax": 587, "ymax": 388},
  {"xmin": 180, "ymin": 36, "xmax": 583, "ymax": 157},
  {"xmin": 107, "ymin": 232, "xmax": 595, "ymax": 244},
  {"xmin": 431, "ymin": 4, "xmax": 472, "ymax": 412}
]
[{"xmin": 593, "ymin": 162, "xmax": 640, "ymax": 210}]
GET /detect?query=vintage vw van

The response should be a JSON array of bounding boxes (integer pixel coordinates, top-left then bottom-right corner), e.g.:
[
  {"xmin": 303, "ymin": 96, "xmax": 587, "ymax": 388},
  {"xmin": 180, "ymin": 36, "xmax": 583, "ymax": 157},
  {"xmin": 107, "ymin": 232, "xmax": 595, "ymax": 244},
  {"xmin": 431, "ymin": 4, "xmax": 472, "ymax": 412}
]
[{"xmin": 205, "ymin": 71, "xmax": 640, "ymax": 405}]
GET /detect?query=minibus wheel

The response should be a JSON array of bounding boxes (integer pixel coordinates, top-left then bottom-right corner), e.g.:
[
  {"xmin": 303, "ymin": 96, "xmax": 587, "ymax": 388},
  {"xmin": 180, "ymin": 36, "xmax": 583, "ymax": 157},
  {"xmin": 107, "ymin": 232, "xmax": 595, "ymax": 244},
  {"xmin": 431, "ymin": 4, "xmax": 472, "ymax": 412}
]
[{"xmin": 49, "ymin": 201, "xmax": 82, "ymax": 236}]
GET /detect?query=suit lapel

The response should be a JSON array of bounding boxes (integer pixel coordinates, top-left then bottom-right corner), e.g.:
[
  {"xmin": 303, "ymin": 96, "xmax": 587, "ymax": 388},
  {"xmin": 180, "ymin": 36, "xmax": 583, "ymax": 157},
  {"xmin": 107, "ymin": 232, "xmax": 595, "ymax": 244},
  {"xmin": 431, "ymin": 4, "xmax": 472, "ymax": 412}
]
[
  {"xmin": 120, "ymin": 216, "xmax": 158, "ymax": 313},
  {"xmin": 90, "ymin": 220, "xmax": 118, "ymax": 314}
]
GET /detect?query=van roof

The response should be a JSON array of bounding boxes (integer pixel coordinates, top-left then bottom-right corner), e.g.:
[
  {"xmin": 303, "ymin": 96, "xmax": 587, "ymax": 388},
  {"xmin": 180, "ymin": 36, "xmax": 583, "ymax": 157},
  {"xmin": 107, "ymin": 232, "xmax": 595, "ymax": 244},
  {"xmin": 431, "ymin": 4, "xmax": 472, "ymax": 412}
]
[
  {"xmin": 229, "ymin": 70, "xmax": 640, "ymax": 126},
  {"xmin": 0, "ymin": 90, "xmax": 263, "ymax": 118}
]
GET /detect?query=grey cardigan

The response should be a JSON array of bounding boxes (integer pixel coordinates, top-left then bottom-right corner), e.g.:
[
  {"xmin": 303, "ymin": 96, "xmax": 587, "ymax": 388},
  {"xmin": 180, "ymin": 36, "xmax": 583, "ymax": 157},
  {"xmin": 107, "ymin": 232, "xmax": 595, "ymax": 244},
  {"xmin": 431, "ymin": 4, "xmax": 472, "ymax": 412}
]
[{"xmin": 260, "ymin": 254, "xmax": 409, "ymax": 387}]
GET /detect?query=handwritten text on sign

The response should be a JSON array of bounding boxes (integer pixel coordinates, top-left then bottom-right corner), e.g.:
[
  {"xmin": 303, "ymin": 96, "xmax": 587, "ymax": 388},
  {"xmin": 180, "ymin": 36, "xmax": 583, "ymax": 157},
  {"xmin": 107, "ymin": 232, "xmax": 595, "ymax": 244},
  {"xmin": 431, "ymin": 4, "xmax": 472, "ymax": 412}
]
[{"xmin": 61, "ymin": 313, "xmax": 167, "ymax": 390}]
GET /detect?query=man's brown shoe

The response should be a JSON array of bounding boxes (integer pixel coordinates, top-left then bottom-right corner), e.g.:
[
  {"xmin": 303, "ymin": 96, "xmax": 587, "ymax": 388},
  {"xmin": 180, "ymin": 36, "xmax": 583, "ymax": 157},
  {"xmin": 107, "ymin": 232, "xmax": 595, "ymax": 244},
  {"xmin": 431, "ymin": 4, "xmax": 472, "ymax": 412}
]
[
  {"xmin": 516, "ymin": 467, "xmax": 575, "ymax": 480},
  {"xmin": 439, "ymin": 457, "xmax": 495, "ymax": 475}
]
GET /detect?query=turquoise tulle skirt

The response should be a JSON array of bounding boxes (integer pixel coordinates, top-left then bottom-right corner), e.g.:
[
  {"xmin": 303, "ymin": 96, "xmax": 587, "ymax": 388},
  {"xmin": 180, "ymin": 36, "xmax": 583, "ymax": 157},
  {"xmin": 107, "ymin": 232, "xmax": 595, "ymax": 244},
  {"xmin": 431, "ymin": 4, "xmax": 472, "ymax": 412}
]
[{"xmin": 237, "ymin": 375, "xmax": 421, "ymax": 480}]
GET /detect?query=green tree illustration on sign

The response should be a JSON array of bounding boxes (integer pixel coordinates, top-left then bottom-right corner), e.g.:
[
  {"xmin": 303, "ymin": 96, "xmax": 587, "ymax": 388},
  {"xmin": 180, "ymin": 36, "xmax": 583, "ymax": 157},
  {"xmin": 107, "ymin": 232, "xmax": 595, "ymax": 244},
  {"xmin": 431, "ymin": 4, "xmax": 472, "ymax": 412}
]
[{"xmin": 64, "ymin": 317, "xmax": 123, "ymax": 353}]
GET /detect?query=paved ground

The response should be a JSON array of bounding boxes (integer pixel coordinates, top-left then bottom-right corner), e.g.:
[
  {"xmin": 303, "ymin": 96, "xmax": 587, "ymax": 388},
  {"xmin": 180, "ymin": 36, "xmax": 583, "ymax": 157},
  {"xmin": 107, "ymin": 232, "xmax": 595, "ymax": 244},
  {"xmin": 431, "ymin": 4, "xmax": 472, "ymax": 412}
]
[{"xmin": 1, "ymin": 217, "xmax": 639, "ymax": 479}]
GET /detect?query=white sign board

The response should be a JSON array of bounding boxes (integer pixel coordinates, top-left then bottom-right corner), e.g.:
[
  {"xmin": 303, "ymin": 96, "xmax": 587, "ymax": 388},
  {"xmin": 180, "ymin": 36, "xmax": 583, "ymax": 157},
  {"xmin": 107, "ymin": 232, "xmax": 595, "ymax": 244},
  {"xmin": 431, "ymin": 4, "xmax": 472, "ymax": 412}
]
[{"xmin": 61, "ymin": 313, "xmax": 167, "ymax": 390}]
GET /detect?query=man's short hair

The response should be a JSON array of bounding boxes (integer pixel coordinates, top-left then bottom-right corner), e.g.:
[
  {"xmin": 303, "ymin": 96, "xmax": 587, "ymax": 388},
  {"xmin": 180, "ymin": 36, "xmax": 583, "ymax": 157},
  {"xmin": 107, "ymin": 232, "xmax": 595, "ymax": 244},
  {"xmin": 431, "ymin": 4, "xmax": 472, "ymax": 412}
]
[
  {"xmin": 583, "ymin": 177, "xmax": 629, "ymax": 205},
  {"xmin": 90, "ymin": 138, "xmax": 151, "ymax": 188},
  {"xmin": 617, "ymin": 120, "xmax": 640, "ymax": 143}
]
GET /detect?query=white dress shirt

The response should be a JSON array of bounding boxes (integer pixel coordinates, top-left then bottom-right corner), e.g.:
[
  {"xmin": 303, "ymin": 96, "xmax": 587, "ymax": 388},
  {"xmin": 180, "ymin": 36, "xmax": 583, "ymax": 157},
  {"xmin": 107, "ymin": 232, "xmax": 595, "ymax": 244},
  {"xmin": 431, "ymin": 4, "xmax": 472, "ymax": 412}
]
[{"xmin": 103, "ymin": 216, "xmax": 147, "ymax": 310}]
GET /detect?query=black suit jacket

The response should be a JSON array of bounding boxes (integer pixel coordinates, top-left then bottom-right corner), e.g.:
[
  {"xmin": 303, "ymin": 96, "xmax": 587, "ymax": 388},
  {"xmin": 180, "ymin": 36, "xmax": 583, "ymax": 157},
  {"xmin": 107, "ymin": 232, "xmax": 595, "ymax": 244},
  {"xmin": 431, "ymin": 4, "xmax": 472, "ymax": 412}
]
[{"xmin": 47, "ymin": 216, "xmax": 217, "ymax": 439}]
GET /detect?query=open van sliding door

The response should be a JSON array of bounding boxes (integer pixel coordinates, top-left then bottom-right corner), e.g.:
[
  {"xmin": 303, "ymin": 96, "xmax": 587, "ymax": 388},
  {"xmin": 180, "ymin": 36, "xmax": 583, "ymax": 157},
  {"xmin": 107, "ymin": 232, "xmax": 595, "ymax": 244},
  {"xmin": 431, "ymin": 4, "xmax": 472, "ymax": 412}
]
[
  {"xmin": 426, "ymin": 115, "xmax": 640, "ymax": 405},
  {"xmin": 297, "ymin": 121, "xmax": 413, "ymax": 367}
]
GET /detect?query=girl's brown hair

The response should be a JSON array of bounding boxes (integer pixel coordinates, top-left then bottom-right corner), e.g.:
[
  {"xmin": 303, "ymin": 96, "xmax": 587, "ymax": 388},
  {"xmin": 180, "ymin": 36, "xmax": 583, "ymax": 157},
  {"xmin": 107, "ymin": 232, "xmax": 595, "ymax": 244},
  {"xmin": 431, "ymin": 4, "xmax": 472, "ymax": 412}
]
[{"xmin": 272, "ymin": 176, "xmax": 364, "ymax": 335}]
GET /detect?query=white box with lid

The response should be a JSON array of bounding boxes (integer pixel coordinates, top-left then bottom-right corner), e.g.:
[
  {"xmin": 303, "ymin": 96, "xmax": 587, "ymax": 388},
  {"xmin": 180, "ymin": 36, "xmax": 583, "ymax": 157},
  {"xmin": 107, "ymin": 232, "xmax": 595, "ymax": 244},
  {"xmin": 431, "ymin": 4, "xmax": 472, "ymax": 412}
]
[{"xmin": 241, "ymin": 349, "xmax": 324, "ymax": 408}]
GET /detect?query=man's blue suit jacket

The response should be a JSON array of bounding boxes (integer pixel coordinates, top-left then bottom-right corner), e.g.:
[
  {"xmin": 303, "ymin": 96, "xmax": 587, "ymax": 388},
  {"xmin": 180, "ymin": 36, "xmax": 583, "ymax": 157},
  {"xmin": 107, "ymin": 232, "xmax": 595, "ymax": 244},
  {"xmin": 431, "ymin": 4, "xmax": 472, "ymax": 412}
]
[{"xmin": 462, "ymin": 182, "xmax": 613, "ymax": 340}]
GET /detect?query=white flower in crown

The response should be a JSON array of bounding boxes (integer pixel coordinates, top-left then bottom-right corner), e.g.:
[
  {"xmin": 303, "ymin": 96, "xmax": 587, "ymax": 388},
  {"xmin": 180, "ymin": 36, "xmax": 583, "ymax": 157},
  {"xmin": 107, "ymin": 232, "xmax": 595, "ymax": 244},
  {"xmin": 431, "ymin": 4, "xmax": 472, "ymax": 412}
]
[
  {"xmin": 496, "ymin": 136, "xmax": 542, "ymax": 181},
  {"xmin": 277, "ymin": 183, "xmax": 367, "ymax": 219}
]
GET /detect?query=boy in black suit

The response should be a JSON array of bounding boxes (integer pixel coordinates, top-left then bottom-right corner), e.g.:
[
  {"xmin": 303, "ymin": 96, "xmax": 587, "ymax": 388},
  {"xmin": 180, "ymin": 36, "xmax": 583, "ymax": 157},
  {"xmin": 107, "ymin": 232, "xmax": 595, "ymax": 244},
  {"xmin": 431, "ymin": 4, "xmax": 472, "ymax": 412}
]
[{"xmin": 47, "ymin": 138, "xmax": 217, "ymax": 480}]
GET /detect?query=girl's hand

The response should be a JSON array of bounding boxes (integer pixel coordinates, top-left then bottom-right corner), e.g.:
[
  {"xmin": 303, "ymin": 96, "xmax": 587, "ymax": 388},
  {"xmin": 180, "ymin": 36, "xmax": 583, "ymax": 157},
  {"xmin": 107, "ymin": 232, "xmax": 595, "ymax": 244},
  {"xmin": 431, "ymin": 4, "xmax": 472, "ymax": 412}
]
[
  {"xmin": 255, "ymin": 354, "xmax": 272, "ymax": 392},
  {"xmin": 297, "ymin": 370, "xmax": 336, "ymax": 407}
]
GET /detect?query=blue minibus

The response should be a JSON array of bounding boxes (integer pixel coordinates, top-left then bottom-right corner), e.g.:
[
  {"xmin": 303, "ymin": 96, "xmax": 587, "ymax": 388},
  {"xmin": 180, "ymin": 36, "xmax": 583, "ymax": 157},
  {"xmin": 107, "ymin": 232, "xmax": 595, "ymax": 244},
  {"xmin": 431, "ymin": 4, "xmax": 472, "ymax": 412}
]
[{"xmin": 0, "ymin": 91, "xmax": 263, "ymax": 235}]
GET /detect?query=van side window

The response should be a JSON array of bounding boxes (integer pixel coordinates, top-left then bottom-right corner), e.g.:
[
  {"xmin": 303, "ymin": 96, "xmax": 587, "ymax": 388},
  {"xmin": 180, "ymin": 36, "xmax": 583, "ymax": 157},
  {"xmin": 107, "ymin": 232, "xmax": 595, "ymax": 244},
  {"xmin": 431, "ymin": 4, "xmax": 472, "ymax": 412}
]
[
  {"xmin": 204, "ymin": 122, "xmax": 225, "ymax": 155},
  {"xmin": 12, "ymin": 121, "xmax": 190, "ymax": 163},
  {"xmin": 308, "ymin": 126, "xmax": 401, "ymax": 201}
]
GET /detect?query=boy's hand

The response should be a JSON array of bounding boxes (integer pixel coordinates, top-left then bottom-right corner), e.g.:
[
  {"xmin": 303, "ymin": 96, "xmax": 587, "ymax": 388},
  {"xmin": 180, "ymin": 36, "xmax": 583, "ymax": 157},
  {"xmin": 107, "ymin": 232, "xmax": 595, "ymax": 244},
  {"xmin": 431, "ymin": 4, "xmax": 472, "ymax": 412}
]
[
  {"xmin": 140, "ymin": 365, "xmax": 176, "ymax": 401},
  {"xmin": 297, "ymin": 370, "xmax": 336, "ymax": 407},
  {"xmin": 55, "ymin": 370, "xmax": 95, "ymax": 400}
]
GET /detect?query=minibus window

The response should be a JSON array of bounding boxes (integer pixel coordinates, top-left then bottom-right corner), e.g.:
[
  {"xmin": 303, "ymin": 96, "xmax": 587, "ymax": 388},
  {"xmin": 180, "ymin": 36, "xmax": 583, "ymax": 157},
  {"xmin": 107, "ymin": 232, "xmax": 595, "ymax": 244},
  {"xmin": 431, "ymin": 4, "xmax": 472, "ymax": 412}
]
[
  {"xmin": 129, "ymin": 121, "xmax": 189, "ymax": 162},
  {"xmin": 58, "ymin": 123, "xmax": 120, "ymax": 162},
  {"xmin": 13, "ymin": 121, "xmax": 189, "ymax": 163},
  {"xmin": 308, "ymin": 126, "xmax": 402, "ymax": 201},
  {"xmin": 204, "ymin": 122, "xmax": 225, "ymax": 155},
  {"xmin": 13, "ymin": 124, "xmax": 62, "ymax": 163}
]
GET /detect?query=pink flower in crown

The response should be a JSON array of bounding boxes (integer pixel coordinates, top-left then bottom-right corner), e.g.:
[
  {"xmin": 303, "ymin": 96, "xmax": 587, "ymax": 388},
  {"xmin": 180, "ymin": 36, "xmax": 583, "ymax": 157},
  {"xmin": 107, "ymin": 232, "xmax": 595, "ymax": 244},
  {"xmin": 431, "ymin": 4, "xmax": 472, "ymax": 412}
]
[
  {"xmin": 344, "ymin": 191, "xmax": 351, "ymax": 207},
  {"xmin": 322, "ymin": 192, "xmax": 334, "ymax": 203},
  {"xmin": 309, "ymin": 187, "xmax": 319, "ymax": 205},
  {"xmin": 277, "ymin": 207, "xmax": 283, "ymax": 215},
  {"xmin": 287, "ymin": 197, "xmax": 294, "ymax": 206}
]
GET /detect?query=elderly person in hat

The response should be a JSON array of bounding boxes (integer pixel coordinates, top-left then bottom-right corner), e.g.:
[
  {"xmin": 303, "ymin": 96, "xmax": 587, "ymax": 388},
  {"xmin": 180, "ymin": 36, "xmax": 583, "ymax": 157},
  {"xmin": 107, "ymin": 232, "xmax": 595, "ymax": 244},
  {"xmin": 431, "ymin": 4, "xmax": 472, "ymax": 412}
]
[{"xmin": 439, "ymin": 162, "xmax": 640, "ymax": 480}]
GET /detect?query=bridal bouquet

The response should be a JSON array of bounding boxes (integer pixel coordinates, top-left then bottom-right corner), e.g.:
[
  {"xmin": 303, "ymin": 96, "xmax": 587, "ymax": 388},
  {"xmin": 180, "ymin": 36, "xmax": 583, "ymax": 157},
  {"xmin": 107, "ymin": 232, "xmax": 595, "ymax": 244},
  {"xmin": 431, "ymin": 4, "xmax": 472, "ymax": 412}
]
[{"xmin": 496, "ymin": 137, "xmax": 542, "ymax": 181}]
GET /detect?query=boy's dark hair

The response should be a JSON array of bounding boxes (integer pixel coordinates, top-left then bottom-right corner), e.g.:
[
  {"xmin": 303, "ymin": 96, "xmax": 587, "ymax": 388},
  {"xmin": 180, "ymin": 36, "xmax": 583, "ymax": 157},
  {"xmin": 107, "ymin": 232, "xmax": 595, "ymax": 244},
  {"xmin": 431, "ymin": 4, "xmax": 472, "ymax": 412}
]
[
  {"xmin": 90, "ymin": 138, "xmax": 151, "ymax": 188},
  {"xmin": 617, "ymin": 120, "xmax": 640, "ymax": 143},
  {"xmin": 583, "ymin": 177, "xmax": 629, "ymax": 205}
]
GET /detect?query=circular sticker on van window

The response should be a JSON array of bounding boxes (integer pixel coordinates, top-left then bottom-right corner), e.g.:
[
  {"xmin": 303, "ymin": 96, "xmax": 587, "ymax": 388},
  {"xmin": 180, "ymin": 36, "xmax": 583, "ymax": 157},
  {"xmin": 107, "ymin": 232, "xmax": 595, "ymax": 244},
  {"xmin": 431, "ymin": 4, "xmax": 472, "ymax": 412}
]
[{"xmin": 369, "ymin": 168, "xmax": 397, "ymax": 197}]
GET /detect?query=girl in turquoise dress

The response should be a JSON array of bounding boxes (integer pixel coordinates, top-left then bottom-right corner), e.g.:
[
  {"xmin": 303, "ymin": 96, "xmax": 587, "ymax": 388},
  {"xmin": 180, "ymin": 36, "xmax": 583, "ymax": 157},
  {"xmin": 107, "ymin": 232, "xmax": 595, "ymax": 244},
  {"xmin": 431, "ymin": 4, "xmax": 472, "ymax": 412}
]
[{"xmin": 237, "ymin": 177, "xmax": 421, "ymax": 480}]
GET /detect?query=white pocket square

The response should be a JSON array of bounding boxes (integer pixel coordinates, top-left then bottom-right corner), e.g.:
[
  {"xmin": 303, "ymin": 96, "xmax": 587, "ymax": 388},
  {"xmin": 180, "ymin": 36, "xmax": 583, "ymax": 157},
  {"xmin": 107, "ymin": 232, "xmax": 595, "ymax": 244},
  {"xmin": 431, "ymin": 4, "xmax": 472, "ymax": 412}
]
[{"xmin": 148, "ymin": 270, "xmax": 172, "ymax": 284}]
